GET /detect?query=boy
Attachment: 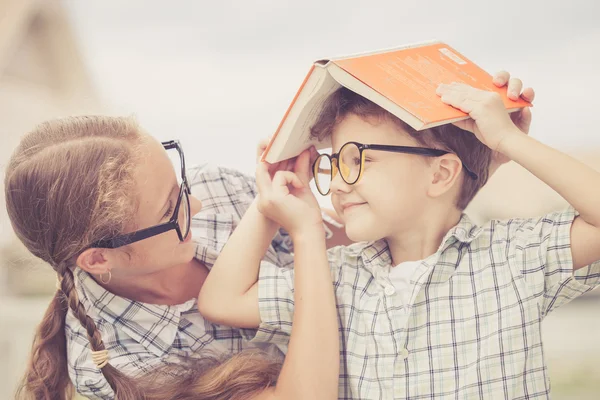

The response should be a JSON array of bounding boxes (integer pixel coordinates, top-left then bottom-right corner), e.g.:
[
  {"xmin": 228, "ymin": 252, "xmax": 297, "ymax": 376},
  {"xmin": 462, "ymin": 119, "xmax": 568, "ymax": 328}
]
[{"xmin": 199, "ymin": 73, "xmax": 600, "ymax": 399}]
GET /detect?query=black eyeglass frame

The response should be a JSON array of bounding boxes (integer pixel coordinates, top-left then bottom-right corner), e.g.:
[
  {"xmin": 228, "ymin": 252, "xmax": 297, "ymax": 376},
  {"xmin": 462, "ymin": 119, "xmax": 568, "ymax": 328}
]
[
  {"xmin": 312, "ymin": 141, "xmax": 478, "ymax": 196},
  {"xmin": 88, "ymin": 140, "xmax": 192, "ymax": 249}
]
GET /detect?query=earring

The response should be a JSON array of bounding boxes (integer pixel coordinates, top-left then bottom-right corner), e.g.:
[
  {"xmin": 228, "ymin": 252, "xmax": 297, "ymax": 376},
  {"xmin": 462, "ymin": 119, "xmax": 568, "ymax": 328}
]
[{"xmin": 100, "ymin": 270, "xmax": 112, "ymax": 285}]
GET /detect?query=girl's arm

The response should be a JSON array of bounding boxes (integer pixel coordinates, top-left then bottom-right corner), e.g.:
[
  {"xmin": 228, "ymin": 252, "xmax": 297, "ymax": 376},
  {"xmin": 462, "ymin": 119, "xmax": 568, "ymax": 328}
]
[
  {"xmin": 199, "ymin": 149, "xmax": 339, "ymax": 399},
  {"xmin": 253, "ymin": 226, "xmax": 339, "ymax": 400},
  {"xmin": 197, "ymin": 198, "xmax": 278, "ymax": 327},
  {"xmin": 198, "ymin": 147, "xmax": 297, "ymax": 327}
]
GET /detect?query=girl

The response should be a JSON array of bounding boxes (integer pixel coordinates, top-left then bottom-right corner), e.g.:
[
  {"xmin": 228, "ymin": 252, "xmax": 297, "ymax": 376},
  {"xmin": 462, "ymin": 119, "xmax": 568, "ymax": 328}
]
[{"xmin": 5, "ymin": 116, "xmax": 338, "ymax": 400}]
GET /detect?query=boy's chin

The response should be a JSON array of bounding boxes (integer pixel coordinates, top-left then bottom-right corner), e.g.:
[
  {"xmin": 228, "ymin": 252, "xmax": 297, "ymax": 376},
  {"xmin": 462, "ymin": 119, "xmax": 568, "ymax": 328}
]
[{"xmin": 345, "ymin": 224, "xmax": 382, "ymax": 243}]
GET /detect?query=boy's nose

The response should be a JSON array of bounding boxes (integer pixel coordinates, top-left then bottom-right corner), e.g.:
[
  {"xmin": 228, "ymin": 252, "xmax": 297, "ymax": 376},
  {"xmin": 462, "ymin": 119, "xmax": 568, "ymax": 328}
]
[{"xmin": 329, "ymin": 172, "xmax": 352, "ymax": 194}]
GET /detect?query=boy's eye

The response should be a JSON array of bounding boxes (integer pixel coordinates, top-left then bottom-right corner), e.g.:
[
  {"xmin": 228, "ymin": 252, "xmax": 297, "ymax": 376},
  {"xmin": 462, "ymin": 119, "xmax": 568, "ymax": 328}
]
[
  {"xmin": 363, "ymin": 158, "xmax": 373, "ymax": 163},
  {"xmin": 352, "ymin": 157, "xmax": 361, "ymax": 166}
]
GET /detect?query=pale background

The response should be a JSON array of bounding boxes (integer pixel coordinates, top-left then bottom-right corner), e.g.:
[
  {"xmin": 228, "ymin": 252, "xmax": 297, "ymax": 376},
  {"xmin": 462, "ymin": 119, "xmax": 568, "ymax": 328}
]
[{"xmin": 0, "ymin": 0, "xmax": 599, "ymax": 398}]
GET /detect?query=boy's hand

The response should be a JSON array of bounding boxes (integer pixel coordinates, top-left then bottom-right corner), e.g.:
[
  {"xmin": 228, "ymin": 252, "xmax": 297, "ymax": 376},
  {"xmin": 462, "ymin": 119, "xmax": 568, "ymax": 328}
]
[
  {"xmin": 436, "ymin": 82, "xmax": 528, "ymax": 155},
  {"xmin": 257, "ymin": 138, "xmax": 295, "ymax": 177},
  {"xmin": 256, "ymin": 148, "xmax": 323, "ymax": 237},
  {"xmin": 489, "ymin": 71, "xmax": 535, "ymax": 166}
]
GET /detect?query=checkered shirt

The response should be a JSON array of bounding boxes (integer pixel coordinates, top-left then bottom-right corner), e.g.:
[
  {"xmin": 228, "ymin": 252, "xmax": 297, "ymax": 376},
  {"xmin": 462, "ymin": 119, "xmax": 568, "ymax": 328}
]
[
  {"xmin": 66, "ymin": 164, "xmax": 293, "ymax": 399},
  {"xmin": 255, "ymin": 208, "xmax": 600, "ymax": 399}
]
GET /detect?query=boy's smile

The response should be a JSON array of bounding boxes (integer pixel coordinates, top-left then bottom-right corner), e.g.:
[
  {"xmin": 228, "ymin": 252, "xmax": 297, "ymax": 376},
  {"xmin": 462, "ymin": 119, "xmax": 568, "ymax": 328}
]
[
  {"xmin": 330, "ymin": 113, "xmax": 435, "ymax": 243},
  {"xmin": 340, "ymin": 201, "xmax": 367, "ymax": 213}
]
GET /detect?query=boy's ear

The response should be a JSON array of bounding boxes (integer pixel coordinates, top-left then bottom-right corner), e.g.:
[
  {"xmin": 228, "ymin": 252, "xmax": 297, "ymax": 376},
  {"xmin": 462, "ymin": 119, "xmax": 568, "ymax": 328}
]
[
  {"xmin": 427, "ymin": 154, "xmax": 463, "ymax": 199},
  {"xmin": 76, "ymin": 248, "xmax": 112, "ymax": 275}
]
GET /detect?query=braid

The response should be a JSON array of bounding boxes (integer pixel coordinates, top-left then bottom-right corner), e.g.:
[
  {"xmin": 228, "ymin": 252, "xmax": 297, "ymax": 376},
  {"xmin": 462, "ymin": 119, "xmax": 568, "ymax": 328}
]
[
  {"xmin": 58, "ymin": 265, "xmax": 141, "ymax": 399},
  {"xmin": 8, "ymin": 117, "xmax": 281, "ymax": 399},
  {"xmin": 59, "ymin": 268, "xmax": 106, "ymax": 353}
]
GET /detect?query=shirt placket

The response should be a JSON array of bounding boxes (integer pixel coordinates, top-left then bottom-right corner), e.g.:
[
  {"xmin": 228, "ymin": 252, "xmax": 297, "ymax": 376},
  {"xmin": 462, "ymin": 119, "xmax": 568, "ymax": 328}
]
[{"xmin": 391, "ymin": 253, "xmax": 442, "ymax": 398}]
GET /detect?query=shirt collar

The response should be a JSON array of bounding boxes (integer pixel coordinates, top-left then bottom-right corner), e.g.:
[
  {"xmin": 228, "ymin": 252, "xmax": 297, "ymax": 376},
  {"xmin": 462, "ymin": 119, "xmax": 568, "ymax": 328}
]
[
  {"xmin": 359, "ymin": 213, "xmax": 482, "ymax": 273},
  {"xmin": 74, "ymin": 268, "xmax": 194, "ymax": 358},
  {"xmin": 444, "ymin": 213, "xmax": 482, "ymax": 245},
  {"xmin": 192, "ymin": 212, "xmax": 235, "ymax": 268},
  {"xmin": 71, "ymin": 211, "xmax": 234, "ymax": 358}
]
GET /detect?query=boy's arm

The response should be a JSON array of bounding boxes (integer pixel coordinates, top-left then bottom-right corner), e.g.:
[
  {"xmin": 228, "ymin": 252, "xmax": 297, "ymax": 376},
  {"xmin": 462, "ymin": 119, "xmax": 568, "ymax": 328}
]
[
  {"xmin": 438, "ymin": 83, "xmax": 600, "ymax": 270},
  {"xmin": 497, "ymin": 134, "xmax": 600, "ymax": 269},
  {"xmin": 197, "ymin": 198, "xmax": 276, "ymax": 328},
  {"xmin": 254, "ymin": 228, "xmax": 339, "ymax": 400}
]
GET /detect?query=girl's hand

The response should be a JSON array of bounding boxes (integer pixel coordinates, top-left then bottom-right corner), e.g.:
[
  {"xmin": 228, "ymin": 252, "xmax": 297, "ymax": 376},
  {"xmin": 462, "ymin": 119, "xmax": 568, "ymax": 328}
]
[{"xmin": 255, "ymin": 148, "xmax": 323, "ymax": 237}]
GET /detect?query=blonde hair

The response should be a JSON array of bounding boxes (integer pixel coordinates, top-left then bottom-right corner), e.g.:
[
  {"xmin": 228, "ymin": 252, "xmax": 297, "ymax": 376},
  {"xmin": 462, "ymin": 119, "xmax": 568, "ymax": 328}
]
[
  {"xmin": 5, "ymin": 116, "xmax": 280, "ymax": 399},
  {"xmin": 310, "ymin": 87, "xmax": 493, "ymax": 209}
]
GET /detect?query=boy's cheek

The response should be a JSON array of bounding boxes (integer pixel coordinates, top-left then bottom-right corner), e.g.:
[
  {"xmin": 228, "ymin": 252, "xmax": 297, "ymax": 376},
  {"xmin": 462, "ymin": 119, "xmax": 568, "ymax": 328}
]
[{"xmin": 326, "ymin": 224, "xmax": 354, "ymax": 247}]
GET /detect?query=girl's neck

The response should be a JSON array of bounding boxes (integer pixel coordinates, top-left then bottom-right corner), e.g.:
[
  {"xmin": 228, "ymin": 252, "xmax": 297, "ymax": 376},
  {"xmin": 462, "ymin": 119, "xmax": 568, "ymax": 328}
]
[{"xmin": 102, "ymin": 258, "xmax": 209, "ymax": 306}]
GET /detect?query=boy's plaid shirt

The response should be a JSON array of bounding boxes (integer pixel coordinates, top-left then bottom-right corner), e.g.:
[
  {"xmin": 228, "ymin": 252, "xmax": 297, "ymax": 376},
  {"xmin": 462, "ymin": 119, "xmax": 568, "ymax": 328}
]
[
  {"xmin": 254, "ymin": 208, "xmax": 600, "ymax": 399},
  {"xmin": 66, "ymin": 165, "xmax": 294, "ymax": 399}
]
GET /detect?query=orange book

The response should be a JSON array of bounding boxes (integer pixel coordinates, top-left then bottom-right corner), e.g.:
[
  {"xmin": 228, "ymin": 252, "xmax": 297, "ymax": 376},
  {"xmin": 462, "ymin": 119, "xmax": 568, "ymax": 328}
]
[{"xmin": 263, "ymin": 41, "xmax": 532, "ymax": 163}]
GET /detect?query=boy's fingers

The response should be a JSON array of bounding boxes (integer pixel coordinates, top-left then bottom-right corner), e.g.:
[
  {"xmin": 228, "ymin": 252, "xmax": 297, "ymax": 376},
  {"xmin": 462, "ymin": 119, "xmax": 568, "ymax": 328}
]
[
  {"xmin": 294, "ymin": 150, "xmax": 312, "ymax": 185},
  {"xmin": 436, "ymin": 83, "xmax": 450, "ymax": 95},
  {"xmin": 308, "ymin": 147, "xmax": 319, "ymax": 181},
  {"xmin": 519, "ymin": 107, "xmax": 533, "ymax": 132},
  {"xmin": 439, "ymin": 84, "xmax": 466, "ymax": 104},
  {"xmin": 521, "ymin": 87, "xmax": 535, "ymax": 103},
  {"xmin": 285, "ymin": 158, "xmax": 296, "ymax": 171},
  {"xmin": 507, "ymin": 78, "xmax": 523, "ymax": 100},
  {"xmin": 441, "ymin": 92, "xmax": 475, "ymax": 114},
  {"xmin": 255, "ymin": 162, "xmax": 273, "ymax": 194},
  {"xmin": 492, "ymin": 70, "xmax": 510, "ymax": 87},
  {"xmin": 437, "ymin": 82, "xmax": 471, "ymax": 96},
  {"xmin": 257, "ymin": 138, "xmax": 271, "ymax": 160},
  {"xmin": 510, "ymin": 107, "xmax": 532, "ymax": 134},
  {"xmin": 273, "ymin": 170, "xmax": 304, "ymax": 190}
]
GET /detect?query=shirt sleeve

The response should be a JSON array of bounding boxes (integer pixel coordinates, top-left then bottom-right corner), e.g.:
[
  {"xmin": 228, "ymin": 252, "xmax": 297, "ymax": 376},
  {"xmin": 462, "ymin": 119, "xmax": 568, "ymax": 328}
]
[
  {"xmin": 187, "ymin": 163, "xmax": 330, "ymax": 268},
  {"xmin": 249, "ymin": 244, "xmax": 347, "ymax": 348},
  {"xmin": 245, "ymin": 260, "xmax": 296, "ymax": 347},
  {"xmin": 501, "ymin": 207, "xmax": 600, "ymax": 317}
]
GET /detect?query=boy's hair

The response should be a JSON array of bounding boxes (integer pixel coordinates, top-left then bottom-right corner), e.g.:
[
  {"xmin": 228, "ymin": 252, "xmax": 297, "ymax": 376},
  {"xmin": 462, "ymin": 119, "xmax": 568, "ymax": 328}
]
[{"xmin": 310, "ymin": 87, "xmax": 493, "ymax": 209}]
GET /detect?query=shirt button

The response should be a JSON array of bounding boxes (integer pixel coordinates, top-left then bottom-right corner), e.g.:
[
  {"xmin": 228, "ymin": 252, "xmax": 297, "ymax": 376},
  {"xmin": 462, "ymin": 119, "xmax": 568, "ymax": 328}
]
[
  {"xmin": 400, "ymin": 347, "xmax": 410, "ymax": 360},
  {"xmin": 384, "ymin": 285, "xmax": 396, "ymax": 296}
]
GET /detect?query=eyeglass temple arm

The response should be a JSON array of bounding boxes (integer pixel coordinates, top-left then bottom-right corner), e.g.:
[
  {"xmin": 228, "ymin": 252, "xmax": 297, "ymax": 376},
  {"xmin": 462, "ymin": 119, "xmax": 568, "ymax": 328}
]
[
  {"xmin": 162, "ymin": 140, "xmax": 178, "ymax": 150},
  {"xmin": 363, "ymin": 144, "xmax": 478, "ymax": 180}
]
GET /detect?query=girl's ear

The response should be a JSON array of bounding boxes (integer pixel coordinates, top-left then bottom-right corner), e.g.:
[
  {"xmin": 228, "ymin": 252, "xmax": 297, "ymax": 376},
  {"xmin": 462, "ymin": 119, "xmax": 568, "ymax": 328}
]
[{"xmin": 76, "ymin": 248, "xmax": 111, "ymax": 275}]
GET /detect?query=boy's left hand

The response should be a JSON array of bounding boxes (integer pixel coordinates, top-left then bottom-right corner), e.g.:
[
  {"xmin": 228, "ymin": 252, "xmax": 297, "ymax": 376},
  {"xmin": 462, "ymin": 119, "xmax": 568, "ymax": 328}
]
[
  {"xmin": 436, "ymin": 72, "xmax": 534, "ymax": 165},
  {"xmin": 489, "ymin": 72, "xmax": 535, "ymax": 166}
]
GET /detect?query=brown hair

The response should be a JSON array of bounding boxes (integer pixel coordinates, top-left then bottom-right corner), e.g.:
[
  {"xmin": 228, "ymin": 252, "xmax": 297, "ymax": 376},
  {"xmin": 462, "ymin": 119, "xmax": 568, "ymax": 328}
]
[
  {"xmin": 5, "ymin": 116, "xmax": 279, "ymax": 399},
  {"xmin": 310, "ymin": 87, "xmax": 493, "ymax": 209}
]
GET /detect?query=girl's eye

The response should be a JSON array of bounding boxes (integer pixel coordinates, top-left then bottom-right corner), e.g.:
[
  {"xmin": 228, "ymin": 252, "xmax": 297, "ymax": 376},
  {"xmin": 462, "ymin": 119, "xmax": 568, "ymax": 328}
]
[
  {"xmin": 352, "ymin": 157, "xmax": 361, "ymax": 166},
  {"xmin": 363, "ymin": 158, "xmax": 372, "ymax": 164},
  {"xmin": 163, "ymin": 202, "xmax": 174, "ymax": 219}
]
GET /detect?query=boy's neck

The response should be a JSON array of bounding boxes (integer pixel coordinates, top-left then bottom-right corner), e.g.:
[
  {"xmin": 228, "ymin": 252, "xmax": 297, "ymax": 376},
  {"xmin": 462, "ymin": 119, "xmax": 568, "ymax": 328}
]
[{"xmin": 386, "ymin": 207, "xmax": 462, "ymax": 266}]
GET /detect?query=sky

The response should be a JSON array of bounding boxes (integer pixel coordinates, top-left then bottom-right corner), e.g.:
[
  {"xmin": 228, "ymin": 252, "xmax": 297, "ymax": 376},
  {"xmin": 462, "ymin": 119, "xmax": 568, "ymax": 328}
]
[{"xmin": 63, "ymin": 0, "xmax": 600, "ymax": 175}]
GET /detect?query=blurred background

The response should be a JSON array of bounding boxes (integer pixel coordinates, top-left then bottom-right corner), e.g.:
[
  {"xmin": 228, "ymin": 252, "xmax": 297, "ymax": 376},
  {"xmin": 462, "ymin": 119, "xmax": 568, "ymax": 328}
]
[{"xmin": 0, "ymin": 0, "xmax": 598, "ymax": 398}]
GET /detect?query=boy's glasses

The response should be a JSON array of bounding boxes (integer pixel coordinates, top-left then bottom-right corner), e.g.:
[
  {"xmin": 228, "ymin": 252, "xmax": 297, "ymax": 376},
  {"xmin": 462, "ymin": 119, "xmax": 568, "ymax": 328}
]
[
  {"xmin": 89, "ymin": 140, "xmax": 192, "ymax": 249},
  {"xmin": 312, "ymin": 141, "xmax": 478, "ymax": 196}
]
